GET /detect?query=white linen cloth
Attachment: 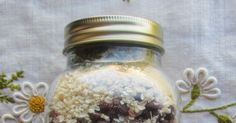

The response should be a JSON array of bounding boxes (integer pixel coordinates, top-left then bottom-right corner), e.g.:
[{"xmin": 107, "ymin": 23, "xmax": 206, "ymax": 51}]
[{"xmin": 0, "ymin": 0, "xmax": 235, "ymax": 123}]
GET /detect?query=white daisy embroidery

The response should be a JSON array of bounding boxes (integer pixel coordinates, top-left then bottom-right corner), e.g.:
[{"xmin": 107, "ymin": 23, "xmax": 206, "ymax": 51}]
[
  {"xmin": 12, "ymin": 82, "xmax": 48, "ymax": 123},
  {"xmin": 176, "ymin": 67, "xmax": 221, "ymax": 99},
  {"xmin": 1, "ymin": 114, "xmax": 22, "ymax": 123}
]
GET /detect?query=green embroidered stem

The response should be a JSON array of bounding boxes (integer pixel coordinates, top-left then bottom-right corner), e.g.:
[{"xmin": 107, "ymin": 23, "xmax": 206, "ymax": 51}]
[
  {"xmin": 182, "ymin": 84, "xmax": 200, "ymax": 111},
  {"xmin": 182, "ymin": 102, "xmax": 236, "ymax": 113},
  {"xmin": 183, "ymin": 99, "xmax": 197, "ymax": 111},
  {"xmin": 210, "ymin": 111, "xmax": 219, "ymax": 117}
]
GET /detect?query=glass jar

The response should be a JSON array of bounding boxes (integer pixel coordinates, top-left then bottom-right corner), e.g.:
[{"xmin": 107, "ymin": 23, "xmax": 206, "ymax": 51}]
[{"xmin": 47, "ymin": 15, "xmax": 179, "ymax": 123}]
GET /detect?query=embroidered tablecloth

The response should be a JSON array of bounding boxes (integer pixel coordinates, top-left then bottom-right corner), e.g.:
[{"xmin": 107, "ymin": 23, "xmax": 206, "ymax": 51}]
[{"xmin": 0, "ymin": 0, "xmax": 235, "ymax": 123}]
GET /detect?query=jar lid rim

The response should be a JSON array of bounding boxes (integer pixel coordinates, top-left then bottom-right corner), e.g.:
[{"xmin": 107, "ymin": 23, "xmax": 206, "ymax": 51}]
[{"xmin": 64, "ymin": 15, "xmax": 164, "ymax": 55}]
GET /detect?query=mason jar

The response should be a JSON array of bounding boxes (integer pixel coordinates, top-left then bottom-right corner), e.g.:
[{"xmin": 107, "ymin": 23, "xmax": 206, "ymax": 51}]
[{"xmin": 47, "ymin": 15, "xmax": 179, "ymax": 123}]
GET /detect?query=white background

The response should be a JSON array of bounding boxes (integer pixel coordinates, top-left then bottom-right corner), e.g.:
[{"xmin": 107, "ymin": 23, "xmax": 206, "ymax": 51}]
[{"xmin": 0, "ymin": 0, "xmax": 235, "ymax": 123}]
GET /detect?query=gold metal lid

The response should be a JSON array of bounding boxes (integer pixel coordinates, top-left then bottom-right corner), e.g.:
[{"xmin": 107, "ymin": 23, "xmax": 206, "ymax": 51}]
[{"xmin": 64, "ymin": 15, "xmax": 164, "ymax": 54}]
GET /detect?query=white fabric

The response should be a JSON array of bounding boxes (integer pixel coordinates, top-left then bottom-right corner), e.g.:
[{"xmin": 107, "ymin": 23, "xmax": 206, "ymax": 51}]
[{"xmin": 0, "ymin": 0, "xmax": 235, "ymax": 123}]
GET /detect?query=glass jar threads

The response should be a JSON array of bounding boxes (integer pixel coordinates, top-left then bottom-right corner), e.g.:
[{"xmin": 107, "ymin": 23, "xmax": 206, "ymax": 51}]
[{"xmin": 47, "ymin": 15, "xmax": 178, "ymax": 123}]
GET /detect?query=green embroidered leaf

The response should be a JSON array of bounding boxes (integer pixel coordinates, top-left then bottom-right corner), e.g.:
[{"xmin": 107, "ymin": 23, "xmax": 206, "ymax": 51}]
[
  {"xmin": 0, "ymin": 71, "xmax": 24, "ymax": 103},
  {"xmin": 210, "ymin": 112, "xmax": 233, "ymax": 123},
  {"xmin": 0, "ymin": 94, "xmax": 15, "ymax": 103},
  {"xmin": 217, "ymin": 115, "xmax": 232, "ymax": 123},
  {"xmin": 191, "ymin": 84, "xmax": 200, "ymax": 100}
]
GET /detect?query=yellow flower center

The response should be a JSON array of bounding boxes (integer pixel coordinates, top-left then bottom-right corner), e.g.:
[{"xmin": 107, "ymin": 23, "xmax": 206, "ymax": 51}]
[{"xmin": 28, "ymin": 96, "xmax": 45, "ymax": 113}]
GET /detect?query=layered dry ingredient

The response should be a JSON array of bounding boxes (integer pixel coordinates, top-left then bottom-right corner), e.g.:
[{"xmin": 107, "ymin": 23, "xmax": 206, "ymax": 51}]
[
  {"xmin": 48, "ymin": 65, "xmax": 176, "ymax": 123},
  {"xmin": 53, "ymin": 15, "xmax": 176, "ymax": 123}
]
